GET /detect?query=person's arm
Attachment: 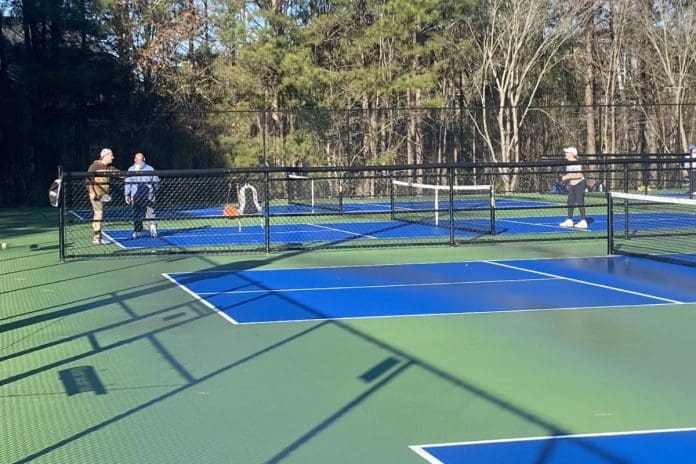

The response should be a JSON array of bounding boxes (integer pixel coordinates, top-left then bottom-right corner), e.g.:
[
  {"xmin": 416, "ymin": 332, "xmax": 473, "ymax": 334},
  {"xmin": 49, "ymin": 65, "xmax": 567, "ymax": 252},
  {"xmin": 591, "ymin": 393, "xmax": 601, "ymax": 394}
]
[
  {"xmin": 86, "ymin": 175, "xmax": 97, "ymax": 200},
  {"xmin": 561, "ymin": 165, "xmax": 583, "ymax": 182},
  {"xmin": 143, "ymin": 165, "xmax": 159, "ymax": 195},
  {"xmin": 86, "ymin": 164, "xmax": 106, "ymax": 200},
  {"xmin": 124, "ymin": 166, "xmax": 134, "ymax": 203}
]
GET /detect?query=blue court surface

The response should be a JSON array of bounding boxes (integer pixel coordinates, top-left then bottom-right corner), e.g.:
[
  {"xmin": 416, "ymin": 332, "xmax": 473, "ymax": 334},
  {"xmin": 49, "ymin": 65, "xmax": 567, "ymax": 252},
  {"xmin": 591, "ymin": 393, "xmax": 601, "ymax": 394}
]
[
  {"xmin": 69, "ymin": 196, "xmax": 554, "ymax": 221},
  {"xmin": 163, "ymin": 256, "xmax": 696, "ymax": 324},
  {"xmin": 410, "ymin": 428, "xmax": 696, "ymax": 463},
  {"xmin": 105, "ymin": 219, "xmax": 493, "ymax": 249},
  {"xmin": 103, "ymin": 208, "xmax": 695, "ymax": 249}
]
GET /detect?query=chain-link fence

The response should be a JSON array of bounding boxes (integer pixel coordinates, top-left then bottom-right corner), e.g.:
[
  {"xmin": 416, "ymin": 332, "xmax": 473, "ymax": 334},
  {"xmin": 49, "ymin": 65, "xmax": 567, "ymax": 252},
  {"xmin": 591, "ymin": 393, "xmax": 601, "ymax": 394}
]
[
  {"xmin": 5, "ymin": 103, "xmax": 696, "ymax": 207},
  {"xmin": 57, "ymin": 157, "xmax": 691, "ymax": 259},
  {"xmin": 607, "ymin": 191, "xmax": 696, "ymax": 267}
]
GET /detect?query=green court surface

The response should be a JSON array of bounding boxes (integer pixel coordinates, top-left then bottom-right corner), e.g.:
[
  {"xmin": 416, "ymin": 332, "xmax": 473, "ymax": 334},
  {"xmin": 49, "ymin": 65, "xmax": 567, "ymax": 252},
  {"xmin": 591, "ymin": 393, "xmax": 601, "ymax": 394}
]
[{"xmin": 3, "ymin": 208, "xmax": 696, "ymax": 464}]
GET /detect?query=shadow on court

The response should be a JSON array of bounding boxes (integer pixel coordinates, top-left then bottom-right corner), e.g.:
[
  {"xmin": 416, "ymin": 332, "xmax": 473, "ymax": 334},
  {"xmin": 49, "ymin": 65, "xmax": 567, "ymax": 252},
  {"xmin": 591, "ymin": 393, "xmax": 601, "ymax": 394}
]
[{"xmin": 1, "ymin": 240, "xmax": 641, "ymax": 464}]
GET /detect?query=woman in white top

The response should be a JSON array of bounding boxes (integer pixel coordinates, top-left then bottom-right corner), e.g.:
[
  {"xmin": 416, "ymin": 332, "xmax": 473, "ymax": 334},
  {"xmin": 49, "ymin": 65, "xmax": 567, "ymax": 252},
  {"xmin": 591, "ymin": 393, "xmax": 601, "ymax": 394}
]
[
  {"xmin": 559, "ymin": 147, "xmax": 588, "ymax": 229},
  {"xmin": 682, "ymin": 144, "xmax": 696, "ymax": 181}
]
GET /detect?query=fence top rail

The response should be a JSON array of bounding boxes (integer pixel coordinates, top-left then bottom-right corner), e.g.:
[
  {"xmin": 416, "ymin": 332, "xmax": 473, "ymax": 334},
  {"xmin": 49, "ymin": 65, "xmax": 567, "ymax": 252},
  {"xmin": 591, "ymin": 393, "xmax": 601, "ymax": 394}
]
[{"xmin": 62, "ymin": 155, "xmax": 691, "ymax": 178}]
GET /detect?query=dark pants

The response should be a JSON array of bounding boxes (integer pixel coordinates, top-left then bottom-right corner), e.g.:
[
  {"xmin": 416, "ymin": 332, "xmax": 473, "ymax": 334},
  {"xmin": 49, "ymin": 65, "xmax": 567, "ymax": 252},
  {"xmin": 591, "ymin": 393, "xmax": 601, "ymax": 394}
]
[
  {"xmin": 567, "ymin": 179, "xmax": 586, "ymax": 219},
  {"xmin": 132, "ymin": 191, "xmax": 155, "ymax": 232}
]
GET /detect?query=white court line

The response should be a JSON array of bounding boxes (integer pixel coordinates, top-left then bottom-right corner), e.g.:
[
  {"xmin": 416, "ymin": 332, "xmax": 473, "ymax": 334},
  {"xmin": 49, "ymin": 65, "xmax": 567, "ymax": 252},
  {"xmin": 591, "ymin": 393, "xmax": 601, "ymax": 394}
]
[
  {"xmin": 306, "ymin": 222, "xmax": 378, "ymax": 239},
  {"xmin": 106, "ymin": 227, "xmax": 335, "ymax": 241},
  {"xmin": 485, "ymin": 260, "xmax": 683, "ymax": 304},
  {"xmin": 161, "ymin": 273, "xmax": 239, "ymax": 325},
  {"xmin": 497, "ymin": 199, "xmax": 560, "ymax": 207},
  {"xmin": 101, "ymin": 231, "xmax": 126, "ymax": 250},
  {"xmin": 497, "ymin": 217, "xmax": 595, "ymax": 232},
  {"xmin": 164, "ymin": 255, "xmax": 621, "ymax": 274},
  {"xmin": 201, "ymin": 301, "xmax": 682, "ymax": 326},
  {"xmin": 69, "ymin": 210, "xmax": 87, "ymax": 221},
  {"xmin": 409, "ymin": 426, "xmax": 696, "ymax": 463},
  {"xmin": 410, "ymin": 445, "xmax": 445, "ymax": 464},
  {"xmin": 68, "ymin": 208, "xmax": 126, "ymax": 248},
  {"xmin": 196, "ymin": 277, "xmax": 557, "ymax": 295},
  {"xmin": 164, "ymin": 256, "xmax": 692, "ymax": 325}
]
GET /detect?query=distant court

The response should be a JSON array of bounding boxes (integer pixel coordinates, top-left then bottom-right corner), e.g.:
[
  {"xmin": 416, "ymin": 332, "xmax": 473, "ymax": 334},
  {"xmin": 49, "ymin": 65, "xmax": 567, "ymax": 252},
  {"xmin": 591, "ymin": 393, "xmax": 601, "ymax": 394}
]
[{"xmin": 101, "ymin": 208, "xmax": 693, "ymax": 249}]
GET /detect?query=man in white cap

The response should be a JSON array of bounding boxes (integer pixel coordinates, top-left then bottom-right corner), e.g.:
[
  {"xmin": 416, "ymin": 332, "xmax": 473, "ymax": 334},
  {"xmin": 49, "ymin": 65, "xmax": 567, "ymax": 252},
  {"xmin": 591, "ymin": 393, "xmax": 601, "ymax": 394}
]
[
  {"xmin": 559, "ymin": 146, "xmax": 588, "ymax": 229},
  {"xmin": 85, "ymin": 148, "xmax": 118, "ymax": 244}
]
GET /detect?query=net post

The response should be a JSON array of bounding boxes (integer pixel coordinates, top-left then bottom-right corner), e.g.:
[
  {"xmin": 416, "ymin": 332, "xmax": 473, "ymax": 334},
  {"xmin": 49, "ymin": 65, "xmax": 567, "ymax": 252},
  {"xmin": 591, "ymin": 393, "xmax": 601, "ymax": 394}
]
[
  {"xmin": 390, "ymin": 176, "xmax": 395, "ymax": 221},
  {"xmin": 606, "ymin": 191, "xmax": 613, "ymax": 255},
  {"xmin": 489, "ymin": 184, "xmax": 496, "ymax": 235},
  {"xmin": 448, "ymin": 167, "xmax": 454, "ymax": 246},
  {"xmin": 435, "ymin": 188, "xmax": 439, "ymax": 226},
  {"xmin": 264, "ymin": 172, "xmax": 270, "ymax": 253},
  {"xmin": 310, "ymin": 178, "xmax": 315, "ymax": 213},
  {"xmin": 338, "ymin": 176, "xmax": 344, "ymax": 213},
  {"xmin": 58, "ymin": 167, "xmax": 66, "ymax": 262},
  {"xmin": 623, "ymin": 195, "xmax": 629, "ymax": 240}
]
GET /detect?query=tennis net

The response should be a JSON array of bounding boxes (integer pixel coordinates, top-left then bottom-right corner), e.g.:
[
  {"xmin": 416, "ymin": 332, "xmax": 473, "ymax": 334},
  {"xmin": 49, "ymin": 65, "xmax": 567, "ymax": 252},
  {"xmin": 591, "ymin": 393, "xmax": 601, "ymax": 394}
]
[
  {"xmin": 391, "ymin": 180, "xmax": 495, "ymax": 234},
  {"xmin": 608, "ymin": 191, "xmax": 696, "ymax": 265},
  {"xmin": 287, "ymin": 174, "xmax": 342, "ymax": 212}
]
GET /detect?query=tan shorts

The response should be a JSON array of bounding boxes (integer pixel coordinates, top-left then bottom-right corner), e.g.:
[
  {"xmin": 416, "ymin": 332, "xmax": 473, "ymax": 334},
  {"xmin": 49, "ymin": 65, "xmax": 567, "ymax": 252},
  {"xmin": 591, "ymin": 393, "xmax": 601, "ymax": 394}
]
[{"xmin": 90, "ymin": 198, "xmax": 104, "ymax": 216}]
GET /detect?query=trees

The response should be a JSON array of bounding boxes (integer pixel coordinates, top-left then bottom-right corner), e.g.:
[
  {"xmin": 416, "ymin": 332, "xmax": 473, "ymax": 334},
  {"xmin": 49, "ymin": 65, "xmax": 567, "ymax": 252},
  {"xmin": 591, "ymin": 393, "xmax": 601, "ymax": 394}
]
[
  {"xmin": 637, "ymin": 0, "xmax": 696, "ymax": 151},
  {"xmin": 2, "ymin": 0, "xmax": 696, "ymax": 205}
]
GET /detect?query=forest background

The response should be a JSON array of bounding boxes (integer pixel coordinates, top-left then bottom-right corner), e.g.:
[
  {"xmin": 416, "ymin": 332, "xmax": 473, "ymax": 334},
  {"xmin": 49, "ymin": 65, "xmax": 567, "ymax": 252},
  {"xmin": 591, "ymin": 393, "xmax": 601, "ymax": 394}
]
[{"xmin": 1, "ymin": 0, "xmax": 695, "ymax": 205}]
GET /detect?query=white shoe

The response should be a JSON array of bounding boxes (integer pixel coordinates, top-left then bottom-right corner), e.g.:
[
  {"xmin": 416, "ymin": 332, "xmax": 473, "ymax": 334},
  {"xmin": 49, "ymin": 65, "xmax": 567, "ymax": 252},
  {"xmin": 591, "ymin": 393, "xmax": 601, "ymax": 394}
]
[
  {"xmin": 132, "ymin": 231, "xmax": 141, "ymax": 239},
  {"xmin": 559, "ymin": 218, "xmax": 574, "ymax": 227},
  {"xmin": 574, "ymin": 219, "xmax": 588, "ymax": 229},
  {"xmin": 149, "ymin": 224, "xmax": 157, "ymax": 237},
  {"xmin": 92, "ymin": 236, "xmax": 109, "ymax": 245}
]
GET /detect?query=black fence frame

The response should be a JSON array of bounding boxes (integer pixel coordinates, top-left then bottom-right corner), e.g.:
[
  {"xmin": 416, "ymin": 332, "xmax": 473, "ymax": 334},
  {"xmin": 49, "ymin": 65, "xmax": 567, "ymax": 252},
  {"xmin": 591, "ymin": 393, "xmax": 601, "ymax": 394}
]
[{"xmin": 58, "ymin": 156, "xmax": 692, "ymax": 260}]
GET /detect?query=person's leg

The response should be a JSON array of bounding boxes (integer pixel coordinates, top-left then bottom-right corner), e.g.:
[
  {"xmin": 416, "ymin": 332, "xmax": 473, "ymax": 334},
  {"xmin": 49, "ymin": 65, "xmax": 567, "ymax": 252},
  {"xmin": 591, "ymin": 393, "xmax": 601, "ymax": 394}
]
[
  {"xmin": 146, "ymin": 201, "xmax": 157, "ymax": 237},
  {"xmin": 132, "ymin": 193, "xmax": 145, "ymax": 236},
  {"xmin": 560, "ymin": 187, "xmax": 576, "ymax": 226},
  {"xmin": 90, "ymin": 199, "xmax": 103, "ymax": 242},
  {"xmin": 574, "ymin": 180, "xmax": 588, "ymax": 228}
]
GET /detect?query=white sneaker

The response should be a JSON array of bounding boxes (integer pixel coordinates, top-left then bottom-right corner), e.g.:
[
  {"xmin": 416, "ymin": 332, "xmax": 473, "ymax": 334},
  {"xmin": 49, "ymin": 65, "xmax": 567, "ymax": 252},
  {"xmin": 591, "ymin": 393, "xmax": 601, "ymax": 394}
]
[
  {"xmin": 559, "ymin": 218, "xmax": 574, "ymax": 227},
  {"xmin": 149, "ymin": 224, "xmax": 158, "ymax": 237},
  {"xmin": 574, "ymin": 219, "xmax": 588, "ymax": 229},
  {"xmin": 132, "ymin": 231, "xmax": 141, "ymax": 239},
  {"xmin": 92, "ymin": 236, "xmax": 109, "ymax": 245}
]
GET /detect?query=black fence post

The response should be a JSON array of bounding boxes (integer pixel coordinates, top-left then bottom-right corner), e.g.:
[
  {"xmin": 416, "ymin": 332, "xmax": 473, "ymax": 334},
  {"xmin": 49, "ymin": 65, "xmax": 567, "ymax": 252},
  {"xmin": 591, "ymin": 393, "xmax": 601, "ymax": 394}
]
[
  {"xmin": 59, "ymin": 169, "xmax": 67, "ymax": 262},
  {"xmin": 606, "ymin": 191, "xmax": 613, "ymax": 256},
  {"xmin": 264, "ymin": 171, "xmax": 270, "ymax": 253},
  {"xmin": 390, "ymin": 174, "xmax": 395, "ymax": 221},
  {"xmin": 490, "ymin": 183, "xmax": 496, "ymax": 235},
  {"xmin": 448, "ymin": 166, "xmax": 455, "ymax": 246},
  {"xmin": 623, "ymin": 162, "xmax": 629, "ymax": 193}
]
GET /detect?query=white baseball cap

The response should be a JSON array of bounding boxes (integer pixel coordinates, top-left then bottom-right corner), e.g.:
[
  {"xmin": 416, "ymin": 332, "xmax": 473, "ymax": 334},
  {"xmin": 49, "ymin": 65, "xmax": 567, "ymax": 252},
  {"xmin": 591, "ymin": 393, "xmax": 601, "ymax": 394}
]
[
  {"xmin": 100, "ymin": 148, "xmax": 113, "ymax": 158},
  {"xmin": 563, "ymin": 147, "xmax": 578, "ymax": 156}
]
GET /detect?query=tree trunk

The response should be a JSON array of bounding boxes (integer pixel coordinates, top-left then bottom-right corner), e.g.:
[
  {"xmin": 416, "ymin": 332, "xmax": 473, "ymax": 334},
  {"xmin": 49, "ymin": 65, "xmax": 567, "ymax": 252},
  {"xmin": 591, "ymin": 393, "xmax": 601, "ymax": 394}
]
[{"xmin": 583, "ymin": 9, "xmax": 596, "ymax": 155}]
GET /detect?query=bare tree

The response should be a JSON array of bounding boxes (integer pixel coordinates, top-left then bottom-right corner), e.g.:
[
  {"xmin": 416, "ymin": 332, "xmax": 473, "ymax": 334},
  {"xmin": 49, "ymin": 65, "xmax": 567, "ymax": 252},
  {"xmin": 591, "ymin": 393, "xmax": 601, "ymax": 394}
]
[
  {"xmin": 636, "ymin": 0, "xmax": 696, "ymax": 151},
  {"xmin": 463, "ymin": 0, "xmax": 586, "ymax": 190},
  {"xmin": 581, "ymin": 0, "xmax": 600, "ymax": 155}
]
